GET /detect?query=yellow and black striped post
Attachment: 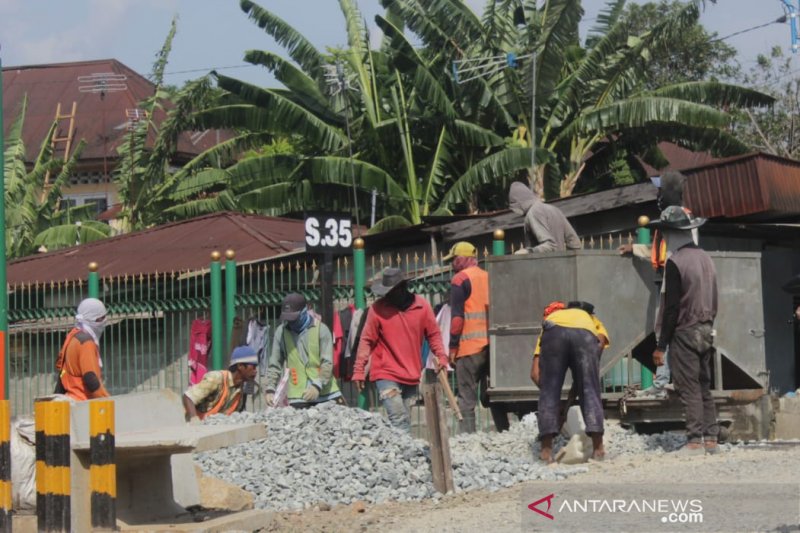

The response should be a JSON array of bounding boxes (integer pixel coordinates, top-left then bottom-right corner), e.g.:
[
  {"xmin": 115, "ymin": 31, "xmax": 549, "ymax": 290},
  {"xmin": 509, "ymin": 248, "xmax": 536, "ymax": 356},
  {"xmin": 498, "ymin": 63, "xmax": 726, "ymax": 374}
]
[
  {"xmin": 90, "ymin": 401, "xmax": 115, "ymax": 530},
  {"xmin": 35, "ymin": 400, "xmax": 70, "ymax": 532},
  {"xmin": 0, "ymin": 400, "xmax": 11, "ymax": 532}
]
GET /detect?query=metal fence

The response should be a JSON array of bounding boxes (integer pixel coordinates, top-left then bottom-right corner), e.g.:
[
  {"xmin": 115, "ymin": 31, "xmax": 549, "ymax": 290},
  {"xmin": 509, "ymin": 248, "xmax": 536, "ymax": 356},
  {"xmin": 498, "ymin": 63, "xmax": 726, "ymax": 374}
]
[{"xmin": 7, "ymin": 230, "xmax": 645, "ymax": 436}]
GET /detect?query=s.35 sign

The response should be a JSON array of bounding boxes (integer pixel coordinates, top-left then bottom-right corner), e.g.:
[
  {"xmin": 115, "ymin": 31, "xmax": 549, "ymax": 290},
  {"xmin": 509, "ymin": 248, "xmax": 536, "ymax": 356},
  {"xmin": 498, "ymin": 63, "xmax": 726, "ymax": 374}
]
[{"xmin": 304, "ymin": 213, "xmax": 353, "ymax": 253}]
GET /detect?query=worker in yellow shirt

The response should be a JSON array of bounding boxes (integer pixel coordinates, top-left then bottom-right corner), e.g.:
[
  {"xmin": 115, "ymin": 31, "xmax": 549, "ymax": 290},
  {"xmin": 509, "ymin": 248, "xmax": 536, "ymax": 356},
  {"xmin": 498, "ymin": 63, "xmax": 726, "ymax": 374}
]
[{"xmin": 531, "ymin": 301, "xmax": 609, "ymax": 463}]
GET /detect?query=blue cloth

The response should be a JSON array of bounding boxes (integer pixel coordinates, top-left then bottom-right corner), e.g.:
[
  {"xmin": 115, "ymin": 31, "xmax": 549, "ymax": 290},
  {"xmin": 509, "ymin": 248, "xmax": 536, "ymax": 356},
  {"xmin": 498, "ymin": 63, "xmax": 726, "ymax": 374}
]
[{"xmin": 287, "ymin": 308, "xmax": 312, "ymax": 333}]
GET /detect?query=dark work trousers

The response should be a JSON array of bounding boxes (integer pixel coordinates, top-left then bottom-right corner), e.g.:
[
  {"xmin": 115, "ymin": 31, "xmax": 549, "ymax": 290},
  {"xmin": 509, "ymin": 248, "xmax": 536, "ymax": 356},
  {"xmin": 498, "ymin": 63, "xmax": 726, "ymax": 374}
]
[
  {"xmin": 537, "ymin": 326, "xmax": 604, "ymax": 437},
  {"xmin": 668, "ymin": 322, "xmax": 719, "ymax": 443},
  {"xmin": 456, "ymin": 347, "xmax": 489, "ymax": 433}
]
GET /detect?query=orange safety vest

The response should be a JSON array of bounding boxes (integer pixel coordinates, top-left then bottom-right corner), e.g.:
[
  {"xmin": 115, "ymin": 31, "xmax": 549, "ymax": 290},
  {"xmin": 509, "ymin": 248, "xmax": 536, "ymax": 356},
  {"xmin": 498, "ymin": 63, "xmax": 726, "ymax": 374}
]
[
  {"xmin": 57, "ymin": 328, "xmax": 99, "ymax": 401},
  {"xmin": 198, "ymin": 371, "xmax": 242, "ymax": 420},
  {"xmin": 650, "ymin": 230, "xmax": 667, "ymax": 270},
  {"xmin": 457, "ymin": 266, "xmax": 489, "ymax": 357}
]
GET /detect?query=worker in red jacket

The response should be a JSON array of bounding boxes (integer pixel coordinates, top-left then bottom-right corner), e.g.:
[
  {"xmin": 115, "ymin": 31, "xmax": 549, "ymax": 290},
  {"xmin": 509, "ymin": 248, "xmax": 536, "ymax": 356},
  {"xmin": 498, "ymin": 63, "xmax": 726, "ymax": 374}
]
[{"xmin": 353, "ymin": 267, "xmax": 448, "ymax": 432}]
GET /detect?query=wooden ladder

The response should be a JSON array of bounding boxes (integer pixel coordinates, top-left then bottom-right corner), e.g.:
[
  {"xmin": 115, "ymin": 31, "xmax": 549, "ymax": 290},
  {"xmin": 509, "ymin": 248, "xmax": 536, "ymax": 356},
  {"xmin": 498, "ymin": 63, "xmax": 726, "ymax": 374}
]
[{"xmin": 42, "ymin": 101, "xmax": 77, "ymax": 201}]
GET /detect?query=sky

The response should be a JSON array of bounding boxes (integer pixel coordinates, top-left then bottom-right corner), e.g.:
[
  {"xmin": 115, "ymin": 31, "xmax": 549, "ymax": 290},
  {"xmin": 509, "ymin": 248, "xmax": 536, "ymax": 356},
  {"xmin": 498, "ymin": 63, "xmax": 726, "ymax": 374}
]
[{"xmin": 0, "ymin": 0, "xmax": 796, "ymax": 88}]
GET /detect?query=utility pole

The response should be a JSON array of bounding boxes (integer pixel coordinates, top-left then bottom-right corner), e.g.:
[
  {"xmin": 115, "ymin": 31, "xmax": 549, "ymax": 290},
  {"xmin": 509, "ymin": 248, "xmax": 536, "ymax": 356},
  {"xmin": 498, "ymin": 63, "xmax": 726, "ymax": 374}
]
[{"xmin": 0, "ymin": 46, "xmax": 8, "ymax": 400}]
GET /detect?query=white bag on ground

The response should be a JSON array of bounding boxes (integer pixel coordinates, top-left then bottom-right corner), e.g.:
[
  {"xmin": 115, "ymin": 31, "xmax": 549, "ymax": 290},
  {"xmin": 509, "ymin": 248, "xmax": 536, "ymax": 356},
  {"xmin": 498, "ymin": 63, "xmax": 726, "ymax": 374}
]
[{"xmin": 11, "ymin": 417, "xmax": 36, "ymax": 511}]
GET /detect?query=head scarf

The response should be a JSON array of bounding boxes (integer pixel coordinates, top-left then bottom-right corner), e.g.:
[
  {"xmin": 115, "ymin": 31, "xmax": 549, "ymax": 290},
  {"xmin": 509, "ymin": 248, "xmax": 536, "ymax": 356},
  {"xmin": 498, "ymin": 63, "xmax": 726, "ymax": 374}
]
[
  {"xmin": 75, "ymin": 298, "xmax": 108, "ymax": 342},
  {"xmin": 452, "ymin": 255, "xmax": 478, "ymax": 273},
  {"xmin": 287, "ymin": 306, "xmax": 313, "ymax": 334}
]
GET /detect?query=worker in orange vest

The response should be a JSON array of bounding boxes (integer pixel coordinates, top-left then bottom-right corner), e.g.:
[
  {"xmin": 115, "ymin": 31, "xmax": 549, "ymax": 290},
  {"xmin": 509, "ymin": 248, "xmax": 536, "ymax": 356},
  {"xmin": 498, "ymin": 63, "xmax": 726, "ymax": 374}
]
[
  {"xmin": 54, "ymin": 298, "xmax": 111, "ymax": 401},
  {"xmin": 444, "ymin": 241, "xmax": 492, "ymax": 433},
  {"xmin": 183, "ymin": 346, "xmax": 258, "ymax": 422}
]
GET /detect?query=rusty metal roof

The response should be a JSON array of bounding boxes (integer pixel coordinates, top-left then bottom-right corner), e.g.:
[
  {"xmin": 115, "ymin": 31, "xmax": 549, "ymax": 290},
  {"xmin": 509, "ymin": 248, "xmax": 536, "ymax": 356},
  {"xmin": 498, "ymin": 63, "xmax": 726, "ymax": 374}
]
[
  {"xmin": 640, "ymin": 142, "xmax": 719, "ymax": 177},
  {"xmin": 7, "ymin": 212, "xmax": 307, "ymax": 284},
  {"xmin": 683, "ymin": 152, "xmax": 800, "ymax": 219},
  {"xmin": 2, "ymin": 59, "xmax": 226, "ymax": 165}
]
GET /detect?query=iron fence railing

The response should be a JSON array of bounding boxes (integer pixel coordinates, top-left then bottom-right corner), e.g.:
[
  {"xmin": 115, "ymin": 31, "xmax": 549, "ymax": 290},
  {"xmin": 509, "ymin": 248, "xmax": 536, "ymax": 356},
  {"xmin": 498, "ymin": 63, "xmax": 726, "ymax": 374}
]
[{"xmin": 7, "ymin": 231, "xmax": 646, "ymax": 435}]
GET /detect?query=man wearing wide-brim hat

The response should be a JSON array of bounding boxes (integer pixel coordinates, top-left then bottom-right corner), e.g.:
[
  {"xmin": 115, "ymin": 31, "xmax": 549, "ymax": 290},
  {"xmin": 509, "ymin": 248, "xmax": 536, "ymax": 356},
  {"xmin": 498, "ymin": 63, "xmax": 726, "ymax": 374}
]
[
  {"xmin": 352, "ymin": 267, "xmax": 448, "ymax": 432},
  {"xmin": 649, "ymin": 206, "xmax": 720, "ymax": 456}
]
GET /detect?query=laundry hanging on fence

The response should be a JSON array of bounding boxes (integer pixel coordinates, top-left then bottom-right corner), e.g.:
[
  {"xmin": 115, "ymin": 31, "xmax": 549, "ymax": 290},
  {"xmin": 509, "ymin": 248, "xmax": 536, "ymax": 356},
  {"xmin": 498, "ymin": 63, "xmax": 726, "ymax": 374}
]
[
  {"xmin": 189, "ymin": 318, "xmax": 212, "ymax": 385},
  {"xmin": 245, "ymin": 317, "xmax": 270, "ymax": 376}
]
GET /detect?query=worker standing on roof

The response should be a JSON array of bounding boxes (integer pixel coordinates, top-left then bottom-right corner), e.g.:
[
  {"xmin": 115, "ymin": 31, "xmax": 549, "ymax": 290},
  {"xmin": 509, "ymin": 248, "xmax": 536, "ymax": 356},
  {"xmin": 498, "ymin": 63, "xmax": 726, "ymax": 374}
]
[
  {"xmin": 508, "ymin": 181, "xmax": 581, "ymax": 253},
  {"xmin": 183, "ymin": 345, "xmax": 258, "ymax": 421},
  {"xmin": 54, "ymin": 298, "xmax": 111, "ymax": 400},
  {"xmin": 443, "ymin": 241, "xmax": 499, "ymax": 433},
  {"xmin": 265, "ymin": 293, "xmax": 343, "ymax": 408}
]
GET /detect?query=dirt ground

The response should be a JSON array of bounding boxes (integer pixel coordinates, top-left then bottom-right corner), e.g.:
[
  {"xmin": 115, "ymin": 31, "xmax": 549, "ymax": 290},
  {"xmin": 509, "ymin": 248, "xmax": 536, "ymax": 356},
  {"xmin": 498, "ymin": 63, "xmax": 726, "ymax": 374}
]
[{"xmin": 263, "ymin": 444, "xmax": 800, "ymax": 533}]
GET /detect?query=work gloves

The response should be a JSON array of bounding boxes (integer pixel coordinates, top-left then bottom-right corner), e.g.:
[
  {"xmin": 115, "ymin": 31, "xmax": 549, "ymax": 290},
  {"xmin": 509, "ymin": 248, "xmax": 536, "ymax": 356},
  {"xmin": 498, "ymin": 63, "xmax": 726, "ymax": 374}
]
[
  {"xmin": 302, "ymin": 384, "xmax": 321, "ymax": 402},
  {"xmin": 264, "ymin": 392, "xmax": 275, "ymax": 407}
]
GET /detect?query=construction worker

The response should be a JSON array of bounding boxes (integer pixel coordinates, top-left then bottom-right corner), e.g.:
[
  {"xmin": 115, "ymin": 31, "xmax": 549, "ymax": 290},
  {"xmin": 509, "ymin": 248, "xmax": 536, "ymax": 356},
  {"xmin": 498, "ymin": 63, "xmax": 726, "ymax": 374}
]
[
  {"xmin": 619, "ymin": 171, "xmax": 695, "ymax": 398},
  {"xmin": 650, "ymin": 206, "xmax": 720, "ymax": 455},
  {"xmin": 443, "ymin": 241, "xmax": 495, "ymax": 433},
  {"xmin": 353, "ymin": 267, "xmax": 448, "ymax": 432},
  {"xmin": 54, "ymin": 298, "xmax": 111, "ymax": 401},
  {"xmin": 265, "ymin": 293, "xmax": 342, "ymax": 408},
  {"xmin": 183, "ymin": 345, "xmax": 258, "ymax": 421},
  {"xmin": 532, "ymin": 301, "xmax": 608, "ymax": 463},
  {"xmin": 508, "ymin": 181, "xmax": 581, "ymax": 253}
]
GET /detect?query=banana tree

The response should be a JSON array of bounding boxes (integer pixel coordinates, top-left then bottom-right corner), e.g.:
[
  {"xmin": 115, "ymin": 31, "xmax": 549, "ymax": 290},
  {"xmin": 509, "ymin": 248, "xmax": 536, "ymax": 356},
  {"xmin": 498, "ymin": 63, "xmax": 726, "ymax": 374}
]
[{"xmin": 3, "ymin": 95, "xmax": 110, "ymax": 258}]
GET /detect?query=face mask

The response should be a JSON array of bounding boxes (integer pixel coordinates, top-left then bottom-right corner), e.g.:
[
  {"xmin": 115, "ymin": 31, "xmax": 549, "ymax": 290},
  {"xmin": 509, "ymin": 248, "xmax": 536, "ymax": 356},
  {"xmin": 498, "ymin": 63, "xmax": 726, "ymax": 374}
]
[
  {"xmin": 287, "ymin": 308, "xmax": 310, "ymax": 333},
  {"xmin": 385, "ymin": 284, "xmax": 413, "ymax": 310}
]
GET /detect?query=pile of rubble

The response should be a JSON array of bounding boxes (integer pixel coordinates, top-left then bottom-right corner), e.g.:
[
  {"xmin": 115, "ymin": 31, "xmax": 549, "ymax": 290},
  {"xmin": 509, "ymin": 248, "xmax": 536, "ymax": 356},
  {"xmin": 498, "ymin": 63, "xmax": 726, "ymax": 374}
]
[{"xmin": 196, "ymin": 403, "xmax": 687, "ymax": 511}]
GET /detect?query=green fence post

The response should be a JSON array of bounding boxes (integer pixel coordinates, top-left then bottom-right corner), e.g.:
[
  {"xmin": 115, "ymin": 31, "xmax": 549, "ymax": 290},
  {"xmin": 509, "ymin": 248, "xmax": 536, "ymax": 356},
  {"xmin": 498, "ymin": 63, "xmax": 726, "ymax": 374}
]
[
  {"xmin": 210, "ymin": 251, "xmax": 223, "ymax": 371},
  {"xmin": 353, "ymin": 237, "xmax": 365, "ymax": 310},
  {"xmin": 352, "ymin": 237, "xmax": 371, "ymax": 410},
  {"xmin": 492, "ymin": 229, "xmax": 505, "ymax": 256},
  {"xmin": 638, "ymin": 215, "xmax": 654, "ymax": 390},
  {"xmin": 88, "ymin": 262, "xmax": 100, "ymax": 299},
  {"xmin": 224, "ymin": 249, "xmax": 236, "ymax": 350}
]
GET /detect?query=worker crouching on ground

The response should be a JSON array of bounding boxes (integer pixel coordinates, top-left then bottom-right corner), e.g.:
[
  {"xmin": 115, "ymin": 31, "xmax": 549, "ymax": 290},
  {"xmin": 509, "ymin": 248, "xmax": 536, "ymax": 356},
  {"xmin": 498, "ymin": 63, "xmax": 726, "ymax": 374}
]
[
  {"xmin": 444, "ymin": 241, "xmax": 493, "ymax": 433},
  {"xmin": 353, "ymin": 267, "xmax": 448, "ymax": 432},
  {"xmin": 265, "ymin": 293, "xmax": 342, "ymax": 408},
  {"xmin": 183, "ymin": 345, "xmax": 258, "ymax": 421},
  {"xmin": 649, "ymin": 206, "xmax": 720, "ymax": 455},
  {"xmin": 532, "ymin": 301, "xmax": 609, "ymax": 463},
  {"xmin": 54, "ymin": 297, "xmax": 111, "ymax": 400}
]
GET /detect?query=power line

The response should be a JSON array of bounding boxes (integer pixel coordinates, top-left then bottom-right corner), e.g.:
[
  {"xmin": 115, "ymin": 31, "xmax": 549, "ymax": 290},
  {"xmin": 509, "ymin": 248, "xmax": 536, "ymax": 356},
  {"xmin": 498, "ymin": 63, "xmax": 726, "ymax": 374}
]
[
  {"xmin": 709, "ymin": 15, "xmax": 787, "ymax": 43},
  {"xmin": 162, "ymin": 64, "xmax": 256, "ymax": 77}
]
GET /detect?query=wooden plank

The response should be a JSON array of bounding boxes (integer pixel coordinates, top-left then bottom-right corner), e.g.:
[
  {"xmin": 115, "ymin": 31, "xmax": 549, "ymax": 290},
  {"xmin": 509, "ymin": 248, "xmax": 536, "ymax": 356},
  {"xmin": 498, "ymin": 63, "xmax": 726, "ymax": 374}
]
[
  {"xmin": 435, "ymin": 382, "xmax": 455, "ymax": 493},
  {"xmin": 421, "ymin": 381, "xmax": 446, "ymax": 494}
]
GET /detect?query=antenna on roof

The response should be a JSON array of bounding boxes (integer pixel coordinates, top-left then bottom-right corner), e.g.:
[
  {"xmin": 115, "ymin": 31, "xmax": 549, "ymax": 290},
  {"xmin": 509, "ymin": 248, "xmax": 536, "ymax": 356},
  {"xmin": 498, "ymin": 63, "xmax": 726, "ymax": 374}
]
[{"xmin": 77, "ymin": 72, "xmax": 128, "ymax": 100}]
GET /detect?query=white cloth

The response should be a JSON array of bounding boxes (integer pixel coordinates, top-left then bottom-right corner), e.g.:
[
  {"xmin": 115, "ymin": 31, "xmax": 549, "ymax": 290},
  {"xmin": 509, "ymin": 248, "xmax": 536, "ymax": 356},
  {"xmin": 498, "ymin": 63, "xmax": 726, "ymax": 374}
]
[{"xmin": 426, "ymin": 305, "xmax": 453, "ymax": 371}]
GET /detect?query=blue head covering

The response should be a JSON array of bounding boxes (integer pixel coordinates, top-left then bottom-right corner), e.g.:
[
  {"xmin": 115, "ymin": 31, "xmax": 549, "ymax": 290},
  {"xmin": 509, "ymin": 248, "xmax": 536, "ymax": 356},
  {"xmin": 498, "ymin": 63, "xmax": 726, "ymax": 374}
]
[{"xmin": 229, "ymin": 345, "xmax": 258, "ymax": 367}]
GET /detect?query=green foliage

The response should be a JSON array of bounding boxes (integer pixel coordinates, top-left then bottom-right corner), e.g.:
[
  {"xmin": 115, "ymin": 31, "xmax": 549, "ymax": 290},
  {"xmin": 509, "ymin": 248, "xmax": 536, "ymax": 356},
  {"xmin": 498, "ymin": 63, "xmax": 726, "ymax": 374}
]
[{"xmin": 3, "ymin": 96, "xmax": 110, "ymax": 258}]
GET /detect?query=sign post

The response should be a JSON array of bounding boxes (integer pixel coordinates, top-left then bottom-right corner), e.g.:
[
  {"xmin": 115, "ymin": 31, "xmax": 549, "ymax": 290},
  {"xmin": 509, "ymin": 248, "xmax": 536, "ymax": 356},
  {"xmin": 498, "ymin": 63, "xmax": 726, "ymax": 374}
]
[{"xmin": 304, "ymin": 213, "xmax": 353, "ymax": 329}]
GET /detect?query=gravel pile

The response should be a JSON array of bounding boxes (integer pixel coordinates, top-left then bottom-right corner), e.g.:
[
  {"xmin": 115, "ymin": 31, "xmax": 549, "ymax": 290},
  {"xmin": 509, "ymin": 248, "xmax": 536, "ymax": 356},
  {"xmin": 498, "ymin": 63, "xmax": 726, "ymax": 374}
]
[
  {"xmin": 196, "ymin": 404, "xmax": 713, "ymax": 511},
  {"xmin": 197, "ymin": 403, "xmax": 580, "ymax": 510}
]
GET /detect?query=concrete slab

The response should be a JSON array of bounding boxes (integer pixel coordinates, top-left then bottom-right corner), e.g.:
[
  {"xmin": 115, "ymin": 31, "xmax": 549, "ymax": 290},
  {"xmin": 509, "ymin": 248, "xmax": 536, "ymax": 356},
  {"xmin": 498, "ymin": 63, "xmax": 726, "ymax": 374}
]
[
  {"xmin": 117, "ymin": 509, "xmax": 273, "ymax": 533},
  {"xmin": 72, "ymin": 423, "xmax": 267, "ymax": 455}
]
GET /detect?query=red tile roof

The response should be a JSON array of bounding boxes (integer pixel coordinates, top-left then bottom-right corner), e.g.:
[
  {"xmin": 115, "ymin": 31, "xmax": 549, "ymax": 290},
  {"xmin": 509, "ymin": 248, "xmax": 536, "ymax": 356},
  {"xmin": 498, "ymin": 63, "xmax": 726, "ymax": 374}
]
[
  {"xmin": 7, "ymin": 212, "xmax": 307, "ymax": 284},
  {"xmin": 2, "ymin": 58, "xmax": 227, "ymax": 165}
]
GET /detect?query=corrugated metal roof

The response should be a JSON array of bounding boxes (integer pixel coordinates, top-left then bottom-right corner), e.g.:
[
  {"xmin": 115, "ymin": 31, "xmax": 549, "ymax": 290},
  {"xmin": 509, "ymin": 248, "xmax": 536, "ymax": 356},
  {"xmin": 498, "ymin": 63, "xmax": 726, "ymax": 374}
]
[
  {"xmin": 640, "ymin": 142, "xmax": 719, "ymax": 177},
  {"xmin": 7, "ymin": 212, "xmax": 307, "ymax": 284},
  {"xmin": 2, "ymin": 59, "xmax": 227, "ymax": 164},
  {"xmin": 684, "ymin": 152, "xmax": 800, "ymax": 219}
]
